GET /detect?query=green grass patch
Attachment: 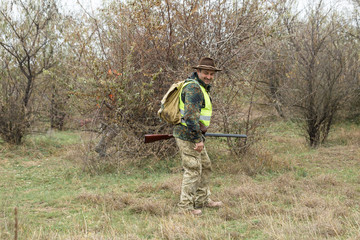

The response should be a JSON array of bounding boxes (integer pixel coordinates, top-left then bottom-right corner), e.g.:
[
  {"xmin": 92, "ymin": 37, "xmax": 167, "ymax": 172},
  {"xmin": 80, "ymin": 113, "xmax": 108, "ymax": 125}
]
[{"xmin": 1, "ymin": 122, "xmax": 360, "ymax": 239}]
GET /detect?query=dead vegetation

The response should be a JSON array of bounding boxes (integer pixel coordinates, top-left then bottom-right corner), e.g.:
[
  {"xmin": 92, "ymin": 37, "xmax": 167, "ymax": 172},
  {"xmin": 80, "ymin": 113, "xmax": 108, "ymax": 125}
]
[
  {"xmin": 74, "ymin": 131, "xmax": 360, "ymax": 239},
  {"xmin": 1, "ymin": 121, "xmax": 360, "ymax": 239},
  {"xmin": 73, "ymin": 121, "xmax": 360, "ymax": 239}
]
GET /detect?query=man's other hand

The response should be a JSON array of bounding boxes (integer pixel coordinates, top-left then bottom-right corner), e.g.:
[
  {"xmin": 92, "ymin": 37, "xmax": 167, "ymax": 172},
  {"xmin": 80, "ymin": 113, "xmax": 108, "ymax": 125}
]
[{"xmin": 194, "ymin": 141, "xmax": 204, "ymax": 152}]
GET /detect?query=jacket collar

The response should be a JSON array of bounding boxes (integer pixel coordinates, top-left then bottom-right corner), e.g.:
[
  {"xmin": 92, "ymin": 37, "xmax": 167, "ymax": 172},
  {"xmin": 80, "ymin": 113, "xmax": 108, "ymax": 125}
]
[{"xmin": 189, "ymin": 72, "xmax": 211, "ymax": 92}]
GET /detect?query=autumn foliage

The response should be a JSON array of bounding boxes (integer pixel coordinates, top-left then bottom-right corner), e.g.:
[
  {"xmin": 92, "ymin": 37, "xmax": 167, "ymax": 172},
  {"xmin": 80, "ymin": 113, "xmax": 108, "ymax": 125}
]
[{"xmin": 1, "ymin": 0, "xmax": 359, "ymax": 155}]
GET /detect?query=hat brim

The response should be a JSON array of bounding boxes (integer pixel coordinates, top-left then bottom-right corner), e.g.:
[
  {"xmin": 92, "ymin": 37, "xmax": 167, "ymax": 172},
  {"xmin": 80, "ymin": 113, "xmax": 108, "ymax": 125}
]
[{"xmin": 193, "ymin": 65, "xmax": 222, "ymax": 71}]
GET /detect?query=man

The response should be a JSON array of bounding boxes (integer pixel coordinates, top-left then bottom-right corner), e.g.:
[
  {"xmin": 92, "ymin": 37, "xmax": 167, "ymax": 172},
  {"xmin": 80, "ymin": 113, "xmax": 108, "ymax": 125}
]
[{"xmin": 173, "ymin": 57, "xmax": 223, "ymax": 215}]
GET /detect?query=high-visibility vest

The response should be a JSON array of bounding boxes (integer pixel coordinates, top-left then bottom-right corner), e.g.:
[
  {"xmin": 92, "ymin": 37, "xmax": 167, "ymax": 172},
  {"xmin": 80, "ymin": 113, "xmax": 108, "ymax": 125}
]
[{"xmin": 179, "ymin": 80, "xmax": 212, "ymax": 127}]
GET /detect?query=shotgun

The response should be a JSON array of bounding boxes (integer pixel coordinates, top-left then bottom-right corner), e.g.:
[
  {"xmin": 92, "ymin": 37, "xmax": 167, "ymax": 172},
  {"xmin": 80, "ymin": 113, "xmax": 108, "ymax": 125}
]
[{"xmin": 144, "ymin": 133, "xmax": 247, "ymax": 143}]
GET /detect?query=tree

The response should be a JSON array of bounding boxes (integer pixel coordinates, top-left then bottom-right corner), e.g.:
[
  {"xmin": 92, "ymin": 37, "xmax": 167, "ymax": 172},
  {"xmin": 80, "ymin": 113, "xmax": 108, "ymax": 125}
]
[
  {"xmin": 0, "ymin": 0, "xmax": 61, "ymax": 143},
  {"xmin": 344, "ymin": 0, "xmax": 360, "ymax": 121},
  {"xmin": 277, "ymin": 1, "xmax": 357, "ymax": 147},
  {"xmin": 62, "ymin": 0, "xmax": 277, "ymax": 171}
]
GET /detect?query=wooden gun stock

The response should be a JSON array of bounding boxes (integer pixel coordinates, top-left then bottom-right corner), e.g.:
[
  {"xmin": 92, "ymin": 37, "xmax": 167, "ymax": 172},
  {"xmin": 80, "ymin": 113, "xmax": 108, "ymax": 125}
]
[
  {"xmin": 144, "ymin": 133, "xmax": 247, "ymax": 143},
  {"xmin": 144, "ymin": 134, "xmax": 174, "ymax": 143}
]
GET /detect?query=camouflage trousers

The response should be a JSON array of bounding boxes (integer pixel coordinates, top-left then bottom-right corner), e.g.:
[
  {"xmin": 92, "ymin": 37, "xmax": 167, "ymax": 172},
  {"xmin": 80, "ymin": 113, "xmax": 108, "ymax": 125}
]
[
  {"xmin": 175, "ymin": 138, "xmax": 212, "ymax": 210},
  {"xmin": 95, "ymin": 123, "xmax": 119, "ymax": 157}
]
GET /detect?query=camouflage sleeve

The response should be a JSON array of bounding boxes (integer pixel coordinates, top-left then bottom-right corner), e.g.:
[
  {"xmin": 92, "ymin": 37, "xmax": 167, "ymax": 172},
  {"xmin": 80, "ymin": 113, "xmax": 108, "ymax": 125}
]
[{"xmin": 182, "ymin": 83, "xmax": 204, "ymax": 143}]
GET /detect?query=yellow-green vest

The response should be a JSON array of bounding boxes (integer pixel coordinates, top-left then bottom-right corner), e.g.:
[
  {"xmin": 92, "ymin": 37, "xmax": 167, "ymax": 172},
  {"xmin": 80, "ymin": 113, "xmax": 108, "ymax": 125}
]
[{"xmin": 179, "ymin": 80, "xmax": 212, "ymax": 127}]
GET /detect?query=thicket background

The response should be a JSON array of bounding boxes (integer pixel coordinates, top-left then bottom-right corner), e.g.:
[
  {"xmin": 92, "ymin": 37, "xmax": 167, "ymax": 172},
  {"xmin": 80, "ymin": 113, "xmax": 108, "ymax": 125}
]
[
  {"xmin": 1, "ymin": 0, "xmax": 359, "ymax": 151},
  {"xmin": 1, "ymin": 0, "xmax": 360, "ymax": 239},
  {"xmin": 0, "ymin": 0, "xmax": 359, "ymax": 172}
]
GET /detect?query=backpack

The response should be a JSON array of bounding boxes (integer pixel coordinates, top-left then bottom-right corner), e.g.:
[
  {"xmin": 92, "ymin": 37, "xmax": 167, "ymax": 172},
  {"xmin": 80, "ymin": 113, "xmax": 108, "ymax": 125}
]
[{"xmin": 157, "ymin": 80, "xmax": 186, "ymax": 124}]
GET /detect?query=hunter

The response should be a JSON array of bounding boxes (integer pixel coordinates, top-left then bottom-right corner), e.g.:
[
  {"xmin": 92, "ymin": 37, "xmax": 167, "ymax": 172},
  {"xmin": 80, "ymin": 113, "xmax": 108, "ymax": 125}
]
[{"xmin": 174, "ymin": 57, "xmax": 223, "ymax": 215}]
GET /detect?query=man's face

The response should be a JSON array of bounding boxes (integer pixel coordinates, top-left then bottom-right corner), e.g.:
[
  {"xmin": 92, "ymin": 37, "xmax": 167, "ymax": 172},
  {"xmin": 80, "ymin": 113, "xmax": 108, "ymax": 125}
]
[{"xmin": 197, "ymin": 69, "xmax": 216, "ymax": 85}]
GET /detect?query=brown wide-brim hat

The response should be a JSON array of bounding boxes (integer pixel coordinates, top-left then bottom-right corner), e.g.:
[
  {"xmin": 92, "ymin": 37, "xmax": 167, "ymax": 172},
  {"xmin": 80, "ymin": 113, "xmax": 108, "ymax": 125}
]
[{"xmin": 192, "ymin": 57, "xmax": 222, "ymax": 72}]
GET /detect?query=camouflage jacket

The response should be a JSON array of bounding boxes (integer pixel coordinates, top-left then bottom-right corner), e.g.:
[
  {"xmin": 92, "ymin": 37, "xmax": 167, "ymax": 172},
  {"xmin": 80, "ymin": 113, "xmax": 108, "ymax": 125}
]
[{"xmin": 173, "ymin": 72, "xmax": 211, "ymax": 143}]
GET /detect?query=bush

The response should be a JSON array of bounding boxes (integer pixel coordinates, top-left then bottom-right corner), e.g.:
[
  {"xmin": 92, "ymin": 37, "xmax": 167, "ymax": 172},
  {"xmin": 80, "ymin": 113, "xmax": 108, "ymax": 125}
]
[{"xmin": 0, "ymin": 99, "xmax": 27, "ymax": 145}]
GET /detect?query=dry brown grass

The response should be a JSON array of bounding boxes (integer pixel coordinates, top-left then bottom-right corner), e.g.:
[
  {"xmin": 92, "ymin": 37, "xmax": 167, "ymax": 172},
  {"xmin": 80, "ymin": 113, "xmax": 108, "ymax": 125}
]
[
  {"xmin": 77, "ymin": 189, "xmax": 177, "ymax": 217},
  {"xmin": 213, "ymin": 138, "xmax": 360, "ymax": 239},
  {"xmin": 217, "ymin": 145, "xmax": 289, "ymax": 176},
  {"xmin": 156, "ymin": 215, "xmax": 210, "ymax": 240},
  {"xmin": 135, "ymin": 176, "xmax": 182, "ymax": 196},
  {"xmin": 129, "ymin": 199, "xmax": 173, "ymax": 216},
  {"xmin": 2, "ymin": 122, "xmax": 360, "ymax": 239},
  {"xmin": 77, "ymin": 191, "xmax": 134, "ymax": 211}
]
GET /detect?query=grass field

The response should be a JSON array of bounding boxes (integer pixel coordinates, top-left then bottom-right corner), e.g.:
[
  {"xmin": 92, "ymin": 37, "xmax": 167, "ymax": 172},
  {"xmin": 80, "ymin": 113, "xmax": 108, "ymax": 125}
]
[{"xmin": 1, "ymin": 120, "xmax": 360, "ymax": 239}]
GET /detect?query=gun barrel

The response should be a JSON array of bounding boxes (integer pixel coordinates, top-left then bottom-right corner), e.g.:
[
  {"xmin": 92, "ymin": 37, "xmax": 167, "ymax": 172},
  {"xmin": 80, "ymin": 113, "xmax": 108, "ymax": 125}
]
[
  {"xmin": 144, "ymin": 133, "xmax": 247, "ymax": 144},
  {"xmin": 204, "ymin": 133, "xmax": 247, "ymax": 138}
]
